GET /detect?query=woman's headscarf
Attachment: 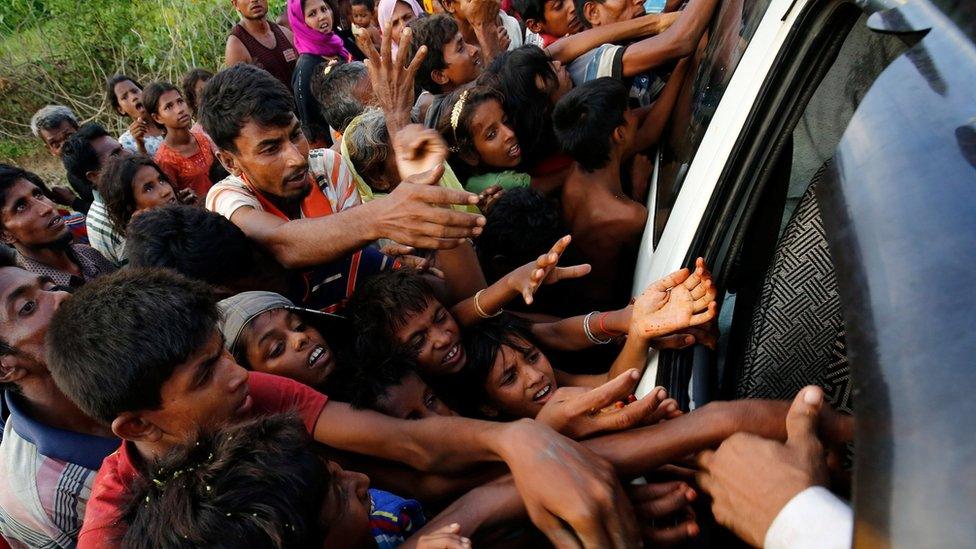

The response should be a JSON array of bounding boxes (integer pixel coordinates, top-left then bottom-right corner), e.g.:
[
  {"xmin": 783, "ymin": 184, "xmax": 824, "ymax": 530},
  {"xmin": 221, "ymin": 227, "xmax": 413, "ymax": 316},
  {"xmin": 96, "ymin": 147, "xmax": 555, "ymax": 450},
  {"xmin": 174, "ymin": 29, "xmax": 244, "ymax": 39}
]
[
  {"xmin": 377, "ymin": 0, "xmax": 425, "ymax": 57},
  {"xmin": 287, "ymin": 0, "xmax": 352, "ymax": 59}
]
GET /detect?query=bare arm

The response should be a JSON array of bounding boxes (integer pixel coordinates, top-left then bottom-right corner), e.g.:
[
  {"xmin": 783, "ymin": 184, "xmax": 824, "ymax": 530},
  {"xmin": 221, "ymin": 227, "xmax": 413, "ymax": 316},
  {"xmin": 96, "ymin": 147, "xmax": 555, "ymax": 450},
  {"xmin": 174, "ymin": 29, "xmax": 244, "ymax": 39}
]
[
  {"xmin": 620, "ymin": 0, "xmax": 718, "ymax": 77},
  {"xmin": 434, "ymin": 241, "xmax": 488, "ymax": 305},
  {"xmin": 546, "ymin": 12, "xmax": 680, "ymax": 64},
  {"xmin": 225, "ymin": 35, "xmax": 252, "ymax": 67},
  {"xmin": 627, "ymin": 56, "xmax": 690, "ymax": 156}
]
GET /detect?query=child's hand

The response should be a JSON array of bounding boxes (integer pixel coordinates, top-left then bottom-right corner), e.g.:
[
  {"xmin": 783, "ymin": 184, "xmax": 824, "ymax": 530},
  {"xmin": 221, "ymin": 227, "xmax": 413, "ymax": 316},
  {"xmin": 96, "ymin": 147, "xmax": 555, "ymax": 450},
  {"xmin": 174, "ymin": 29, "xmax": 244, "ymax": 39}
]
[
  {"xmin": 627, "ymin": 481, "xmax": 699, "ymax": 546},
  {"xmin": 505, "ymin": 235, "xmax": 591, "ymax": 305},
  {"xmin": 477, "ymin": 184, "xmax": 504, "ymax": 214},
  {"xmin": 415, "ymin": 523, "xmax": 471, "ymax": 549},
  {"xmin": 631, "ymin": 258, "xmax": 717, "ymax": 340}
]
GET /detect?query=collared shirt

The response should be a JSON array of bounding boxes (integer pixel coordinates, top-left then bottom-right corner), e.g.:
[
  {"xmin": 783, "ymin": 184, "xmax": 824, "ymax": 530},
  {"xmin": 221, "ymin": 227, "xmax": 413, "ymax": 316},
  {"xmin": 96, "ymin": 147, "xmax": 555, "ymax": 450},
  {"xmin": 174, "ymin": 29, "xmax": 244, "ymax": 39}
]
[
  {"xmin": 765, "ymin": 486, "xmax": 853, "ymax": 549},
  {"xmin": 85, "ymin": 191, "xmax": 127, "ymax": 267},
  {"xmin": 16, "ymin": 243, "xmax": 117, "ymax": 289},
  {"xmin": 0, "ymin": 392, "xmax": 119, "ymax": 549}
]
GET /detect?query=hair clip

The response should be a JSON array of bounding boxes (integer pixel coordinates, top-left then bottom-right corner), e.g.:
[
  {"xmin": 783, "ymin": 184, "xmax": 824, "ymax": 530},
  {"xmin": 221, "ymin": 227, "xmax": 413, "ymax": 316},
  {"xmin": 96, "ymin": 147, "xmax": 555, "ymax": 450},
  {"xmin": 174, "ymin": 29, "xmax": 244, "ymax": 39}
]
[{"xmin": 450, "ymin": 89, "xmax": 469, "ymax": 133}]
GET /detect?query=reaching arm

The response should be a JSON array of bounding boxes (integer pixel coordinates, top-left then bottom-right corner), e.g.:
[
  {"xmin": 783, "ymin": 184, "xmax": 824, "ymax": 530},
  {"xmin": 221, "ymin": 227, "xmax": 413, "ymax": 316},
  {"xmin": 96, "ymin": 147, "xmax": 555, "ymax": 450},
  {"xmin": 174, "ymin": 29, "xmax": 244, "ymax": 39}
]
[
  {"xmin": 627, "ymin": 56, "xmax": 691, "ymax": 156},
  {"xmin": 546, "ymin": 12, "xmax": 680, "ymax": 64},
  {"xmin": 620, "ymin": 0, "xmax": 719, "ymax": 77}
]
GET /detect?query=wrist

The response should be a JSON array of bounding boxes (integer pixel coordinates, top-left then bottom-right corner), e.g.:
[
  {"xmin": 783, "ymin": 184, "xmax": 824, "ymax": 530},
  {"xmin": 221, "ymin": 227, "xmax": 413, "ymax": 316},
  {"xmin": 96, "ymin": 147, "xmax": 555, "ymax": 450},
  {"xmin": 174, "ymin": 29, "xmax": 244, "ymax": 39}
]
[{"xmin": 358, "ymin": 199, "xmax": 386, "ymax": 241}]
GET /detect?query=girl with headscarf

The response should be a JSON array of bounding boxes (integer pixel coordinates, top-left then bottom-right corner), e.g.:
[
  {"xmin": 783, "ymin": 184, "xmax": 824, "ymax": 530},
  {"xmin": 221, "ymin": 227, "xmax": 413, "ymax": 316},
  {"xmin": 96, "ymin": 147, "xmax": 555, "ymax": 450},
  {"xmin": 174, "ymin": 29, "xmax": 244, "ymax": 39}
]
[
  {"xmin": 288, "ymin": 0, "xmax": 356, "ymax": 148},
  {"xmin": 377, "ymin": 0, "xmax": 424, "ymax": 57}
]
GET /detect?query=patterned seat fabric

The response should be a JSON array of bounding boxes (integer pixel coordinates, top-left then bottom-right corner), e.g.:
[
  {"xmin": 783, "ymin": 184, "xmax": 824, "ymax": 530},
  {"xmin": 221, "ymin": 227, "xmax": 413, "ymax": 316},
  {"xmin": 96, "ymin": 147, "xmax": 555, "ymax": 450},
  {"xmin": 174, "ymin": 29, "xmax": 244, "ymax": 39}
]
[{"xmin": 734, "ymin": 167, "xmax": 852, "ymax": 414}]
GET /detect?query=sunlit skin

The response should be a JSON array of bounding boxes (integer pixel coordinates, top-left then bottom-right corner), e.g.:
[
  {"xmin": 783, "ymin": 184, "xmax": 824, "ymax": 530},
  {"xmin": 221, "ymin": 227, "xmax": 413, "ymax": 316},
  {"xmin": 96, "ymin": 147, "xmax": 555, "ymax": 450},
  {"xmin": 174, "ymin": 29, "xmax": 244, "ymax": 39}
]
[
  {"xmin": 152, "ymin": 90, "xmax": 193, "ymax": 131},
  {"xmin": 217, "ymin": 117, "xmax": 312, "ymax": 203},
  {"xmin": 467, "ymin": 99, "xmax": 521, "ymax": 169},
  {"xmin": 38, "ymin": 120, "xmax": 77, "ymax": 158},
  {"xmin": 240, "ymin": 308, "xmax": 337, "ymax": 389},
  {"xmin": 437, "ymin": 32, "xmax": 482, "ymax": 90},
  {"xmin": 233, "ymin": 0, "xmax": 269, "ymax": 20},
  {"xmin": 319, "ymin": 460, "xmax": 374, "ymax": 548},
  {"xmin": 388, "ymin": 1, "xmax": 417, "ymax": 45},
  {"xmin": 481, "ymin": 339, "xmax": 557, "ymax": 420},
  {"xmin": 374, "ymin": 371, "xmax": 457, "ymax": 419},
  {"xmin": 0, "ymin": 179, "xmax": 68, "ymax": 247},
  {"xmin": 393, "ymin": 299, "xmax": 466, "ymax": 376},
  {"xmin": 130, "ymin": 165, "xmax": 177, "ymax": 211},
  {"xmin": 304, "ymin": 0, "xmax": 335, "ymax": 35}
]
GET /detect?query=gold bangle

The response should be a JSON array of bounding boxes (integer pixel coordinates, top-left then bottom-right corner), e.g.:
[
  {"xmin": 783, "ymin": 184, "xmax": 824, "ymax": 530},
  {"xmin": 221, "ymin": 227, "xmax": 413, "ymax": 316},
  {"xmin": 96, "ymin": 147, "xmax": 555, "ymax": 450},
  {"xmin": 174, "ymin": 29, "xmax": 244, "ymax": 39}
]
[{"xmin": 474, "ymin": 289, "xmax": 502, "ymax": 319}]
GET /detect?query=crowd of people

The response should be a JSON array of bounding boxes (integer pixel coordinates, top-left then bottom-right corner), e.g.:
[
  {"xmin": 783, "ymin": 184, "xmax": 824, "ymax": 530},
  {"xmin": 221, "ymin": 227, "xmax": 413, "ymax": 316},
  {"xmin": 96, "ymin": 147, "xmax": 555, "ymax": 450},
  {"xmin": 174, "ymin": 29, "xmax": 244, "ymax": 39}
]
[{"xmin": 0, "ymin": 0, "xmax": 856, "ymax": 546}]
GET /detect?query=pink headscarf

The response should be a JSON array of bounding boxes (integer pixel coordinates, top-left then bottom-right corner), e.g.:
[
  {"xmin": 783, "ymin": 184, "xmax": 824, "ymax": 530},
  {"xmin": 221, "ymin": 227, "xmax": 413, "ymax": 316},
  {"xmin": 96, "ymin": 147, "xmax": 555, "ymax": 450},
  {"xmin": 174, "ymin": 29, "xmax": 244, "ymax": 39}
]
[
  {"xmin": 287, "ymin": 0, "xmax": 351, "ymax": 59},
  {"xmin": 378, "ymin": 0, "xmax": 425, "ymax": 56}
]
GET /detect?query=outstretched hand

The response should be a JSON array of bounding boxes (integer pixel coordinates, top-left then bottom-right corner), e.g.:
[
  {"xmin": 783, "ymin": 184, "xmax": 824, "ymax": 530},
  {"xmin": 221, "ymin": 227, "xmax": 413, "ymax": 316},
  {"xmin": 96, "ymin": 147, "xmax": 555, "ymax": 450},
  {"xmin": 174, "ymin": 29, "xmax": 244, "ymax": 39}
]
[
  {"xmin": 393, "ymin": 124, "xmax": 449, "ymax": 179},
  {"xmin": 505, "ymin": 235, "xmax": 591, "ymax": 305},
  {"xmin": 359, "ymin": 20, "xmax": 426, "ymax": 133},
  {"xmin": 631, "ymin": 258, "xmax": 717, "ymax": 340},
  {"xmin": 628, "ymin": 481, "xmax": 699, "ymax": 546}
]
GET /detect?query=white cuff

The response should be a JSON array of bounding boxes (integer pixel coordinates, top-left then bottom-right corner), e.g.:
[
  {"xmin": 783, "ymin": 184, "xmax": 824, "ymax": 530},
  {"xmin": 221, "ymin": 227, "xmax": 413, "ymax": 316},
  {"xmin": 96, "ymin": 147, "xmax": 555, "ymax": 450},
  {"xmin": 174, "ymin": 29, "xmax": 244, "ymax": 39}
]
[{"xmin": 764, "ymin": 486, "xmax": 853, "ymax": 549}]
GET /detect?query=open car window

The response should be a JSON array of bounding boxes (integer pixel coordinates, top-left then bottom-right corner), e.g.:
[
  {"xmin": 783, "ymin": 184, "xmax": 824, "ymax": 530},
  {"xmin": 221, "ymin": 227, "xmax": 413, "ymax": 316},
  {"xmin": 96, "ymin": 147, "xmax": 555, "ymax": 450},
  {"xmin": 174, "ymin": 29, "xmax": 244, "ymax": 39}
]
[{"xmin": 653, "ymin": 0, "xmax": 775, "ymax": 245}]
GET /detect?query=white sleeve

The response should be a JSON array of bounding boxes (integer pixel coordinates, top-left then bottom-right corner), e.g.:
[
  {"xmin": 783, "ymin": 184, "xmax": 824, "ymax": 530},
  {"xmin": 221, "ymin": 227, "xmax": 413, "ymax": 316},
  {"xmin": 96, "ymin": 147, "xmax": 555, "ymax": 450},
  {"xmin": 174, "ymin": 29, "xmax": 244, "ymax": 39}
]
[
  {"xmin": 764, "ymin": 486, "xmax": 853, "ymax": 549},
  {"xmin": 205, "ymin": 177, "xmax": 262, "ymax": 220}
]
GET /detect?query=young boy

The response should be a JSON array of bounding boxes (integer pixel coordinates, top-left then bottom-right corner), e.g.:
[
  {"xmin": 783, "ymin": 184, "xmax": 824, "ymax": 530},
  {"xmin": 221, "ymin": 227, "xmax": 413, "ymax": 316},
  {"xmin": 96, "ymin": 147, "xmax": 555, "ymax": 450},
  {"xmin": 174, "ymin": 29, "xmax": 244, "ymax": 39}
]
[
  {"xmin": 44, "ymin": 268, "xmax": 641, "ymax": 548},
  {"xmin": 513, "ymin": 0, "xmax": 583, "ymax": 47}
]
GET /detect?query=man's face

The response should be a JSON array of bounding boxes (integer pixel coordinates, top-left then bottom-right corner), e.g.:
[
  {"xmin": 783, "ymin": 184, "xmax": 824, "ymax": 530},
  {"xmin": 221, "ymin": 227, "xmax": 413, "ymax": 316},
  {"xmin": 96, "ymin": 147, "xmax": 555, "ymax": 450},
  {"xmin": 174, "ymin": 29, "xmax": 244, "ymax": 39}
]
[
  {"xmin": 541, "ymin": 0, "xmax": 582, "ymax": 37},
  {"xmin": 222, "ymin": 117, "xmax": 311, "ymax": 200},
  {"xmin": 234, "ymin": 0, "xmax": 268, "ymax": 19},
  {"xmin": 140, "ymin": 331, "xmax": 253, "ymax": 446},
  {"xmin": 438, "ymin": 33, "xmax": 482, "ymax": 90},
  {"xmin": 587, "ymin": 0, "xmax": 643, "ymax": 26},
  {"xmin": 393, "ymin": 298, "xmax": 465, "ymax": 376},
  {"xmin": 87, "ymin": 135, "xmax": 127, "ymax": 185},
  {"xmin": 152, "ymin": 89, "xmax": 192, "ymax": 130},
  {"xmin": 39, "ymin": 120, "xmax": 77, "ymax": 158},
  {"xmin": 374, "ymin": 371, "xmax": 457, "ymax": 419},
  {"xmin": 0, "ymin": 179, "xmax": 69, "ymax": 248},
  {"xmin": 0, "ymin": 268, "xmax": 70, "ymax": 376}
]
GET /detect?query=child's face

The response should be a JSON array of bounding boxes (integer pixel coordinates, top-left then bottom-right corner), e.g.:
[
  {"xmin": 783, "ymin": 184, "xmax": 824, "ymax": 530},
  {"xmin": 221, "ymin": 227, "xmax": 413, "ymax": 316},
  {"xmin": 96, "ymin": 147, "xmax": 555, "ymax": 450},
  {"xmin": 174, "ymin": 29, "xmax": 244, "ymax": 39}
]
[
  {"xmin": 483, "ymin": 340, "xmax": 556, "ymax": 419},
  {"xmin": 374, "ymin": 371, "xmax": 457, "ymax": 419},
  {"xmin": 393, "ymin": 298, "xmax": 465, "ymax": 375},
  {"xmin": 542, "ymin": 0, "xmax": 582, "ymax": 38},
  {"xmin": 319, "ymin": 460, "xmax": 374, "ymax": 548},
  {"xmin": 131, "ymin": 165, "xmax": 177, "ymax": 212},
  {"xmin": 140, "ymin": 330, "xmax": 253, "ymax": 444},
  {"xmin": 351, "ymin": 4, "xmax": 373, "ymax": 27},
  {"xmin": 469, "ymin": 99, "xmax": 521, "ymax": 168},
  {"xmin": 242, "ymin": 309, "xmax": 337, "ymax": 389},
  {"xmin": 151, "ymin": 89, "xmax": 192, "ymax": 130},
  {"xmin": 439, "ymin": 32, "xmax": 482, "ymax": 89},
  {"xmin": 304, "ymin": 0, "xmax": 335, "ymax": 34}
]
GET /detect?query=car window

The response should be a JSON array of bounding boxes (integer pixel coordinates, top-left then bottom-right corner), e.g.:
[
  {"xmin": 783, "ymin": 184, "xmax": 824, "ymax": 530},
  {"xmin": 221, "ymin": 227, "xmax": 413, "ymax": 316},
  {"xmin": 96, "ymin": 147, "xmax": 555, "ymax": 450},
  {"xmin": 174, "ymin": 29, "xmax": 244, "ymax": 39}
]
[{"xmin": 653, "ymin": 0, "xmax": 775, "ymax": 244}]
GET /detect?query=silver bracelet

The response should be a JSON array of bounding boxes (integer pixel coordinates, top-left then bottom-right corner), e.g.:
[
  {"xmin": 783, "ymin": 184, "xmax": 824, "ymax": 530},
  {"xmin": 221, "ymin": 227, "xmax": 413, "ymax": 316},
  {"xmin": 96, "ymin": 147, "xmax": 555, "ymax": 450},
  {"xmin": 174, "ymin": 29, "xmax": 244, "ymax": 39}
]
[{"xmin": 583, "ymin": 312, "xmax": 612, "ymax": 345}]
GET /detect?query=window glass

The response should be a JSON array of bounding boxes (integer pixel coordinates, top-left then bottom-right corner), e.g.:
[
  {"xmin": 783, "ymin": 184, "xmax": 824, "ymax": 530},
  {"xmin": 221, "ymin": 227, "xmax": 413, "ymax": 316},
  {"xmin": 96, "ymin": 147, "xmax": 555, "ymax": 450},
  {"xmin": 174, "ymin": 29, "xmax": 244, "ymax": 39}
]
[{"xmin": 653, "ymin": 0, "xmax": 775, "ymax": 244}]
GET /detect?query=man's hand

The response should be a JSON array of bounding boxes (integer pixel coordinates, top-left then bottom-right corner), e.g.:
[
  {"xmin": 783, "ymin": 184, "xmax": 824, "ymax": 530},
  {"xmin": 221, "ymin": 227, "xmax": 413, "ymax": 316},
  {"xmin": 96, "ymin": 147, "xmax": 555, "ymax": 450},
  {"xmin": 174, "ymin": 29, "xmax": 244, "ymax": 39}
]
[
  {"xmin": 460, "ymin": 0, "xmax": 501, "ymax": 26},
  {"xmin": 360, "ymin": 20, "xmax": 426, "ymax": 133},
  {"xmin": 696, "ymin": 386, "xmax": 831, "ymax": 547},
  {"xmin": 504, "ymin": 235, "xmax": 591, "ymax": 305},
  {"xmin": 369, "ymin": 166, "xmax": 485, "ymax": 250},
  {"xmin": 537, "ymin": 369, "xmax": 676, "ymax": 439},
  {"xmin": 497, "ymin": 419, "xmax": 640, "ymax": 548},
  {"xmin": 628, "ymin": 481, "xmax": 699, "ymax": 546},
  {"xmin": 393, "ymin": 124, "xmax": 449, "ymax": 179},
  {"xmin": 631, "ymin": 258, "xmax": 717, "ymax": 340}
]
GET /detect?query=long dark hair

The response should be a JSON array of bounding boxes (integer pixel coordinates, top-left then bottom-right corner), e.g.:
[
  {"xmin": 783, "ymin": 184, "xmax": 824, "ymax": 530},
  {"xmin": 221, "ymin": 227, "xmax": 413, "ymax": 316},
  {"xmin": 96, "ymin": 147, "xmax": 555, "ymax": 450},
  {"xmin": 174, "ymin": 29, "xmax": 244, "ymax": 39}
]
[
  {"xmin": 435, "ymin": 85, "xmax": 507, "ymax": 181},
  {"xmin": 182, "ymin": 68, "xmax": 214, "ymax": 118},
  {"xmin": 99, "ymin": 155, "xmax": 169, "ymax": 236},
  {"xmin": 105, "ymin": 74, "xmax": 143, "ymax": 116}
]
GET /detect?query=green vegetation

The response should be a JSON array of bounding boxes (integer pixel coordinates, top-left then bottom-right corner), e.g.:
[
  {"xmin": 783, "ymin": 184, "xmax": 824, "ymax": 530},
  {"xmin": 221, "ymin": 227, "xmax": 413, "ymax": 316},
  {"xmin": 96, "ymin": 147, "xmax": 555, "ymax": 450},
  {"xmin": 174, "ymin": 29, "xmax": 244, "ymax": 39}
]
[{"xmin": 0, "ymin": 0, "xmax": 286, "ymax": 168}]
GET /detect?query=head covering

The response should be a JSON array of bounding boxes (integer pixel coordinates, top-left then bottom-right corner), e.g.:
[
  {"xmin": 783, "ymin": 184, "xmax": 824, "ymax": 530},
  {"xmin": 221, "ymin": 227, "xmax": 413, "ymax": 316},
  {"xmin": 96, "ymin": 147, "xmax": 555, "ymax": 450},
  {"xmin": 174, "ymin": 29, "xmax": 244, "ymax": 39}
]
[
  {"xmin": 378, "ymin": 0, "xmax": 425, "ymax": 56},
  {"xmin": 218, "ymin": 291, "xmax": 346, "ymax": 356},
  {"xmin": 287, "ymin": 0, "xmax": 352, "ymax": 59}
]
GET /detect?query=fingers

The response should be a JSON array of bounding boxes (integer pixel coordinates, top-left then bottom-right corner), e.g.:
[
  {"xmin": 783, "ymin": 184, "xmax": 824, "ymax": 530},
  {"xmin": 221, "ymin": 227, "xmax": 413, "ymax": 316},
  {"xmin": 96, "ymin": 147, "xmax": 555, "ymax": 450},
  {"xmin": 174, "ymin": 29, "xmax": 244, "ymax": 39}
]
[
  {"xmin": 651, "ymin": 334, "xmax": 696, "ymax": 349},
  {"xmin": 380, "ymin": 242, "xmax": 416, "ymax": 256},
  {"xmin": 531, "ymin": 509, "xmax": 583, "ymax": 549},
  {"xmin": 786, "ymin": 385, "xmax": 825, "ymax": 457},
  {"xmin": 650, "ymin": 268, "xmax": 691, "ymax": 293},
  {"xmin": 548, "ymin": 234, "xmax": 572, "ymax": 257},
  {"xmin": 645, "ymin": 519, "xmax": 699, "ymax": 546},
  {"xmin": 414, "ymin": 221, "xmax": 484, "ymax": 240},
  {"xmin": 687, "ymin": 302, "xmax": 718, "ymax": 326},
  {"xmin": 633, "ymin": 483, "xmax": 696, "ymax": 518},
  {"xmin": 551, "ymin": 264, "xmax": 592, "ymax": 281},
  {"xmin": 379, "ymin": 19, "xmax": 394, "ymax": 63},
  {"xmin": 580, "ymin": 369, "xmax": 641, "ymax": 411},
  {"xmin": 405, "ymin": 44, "xmax": 428, "ymax": 80},
  {"xmin": 396, "ymin": 26, "xmax": 413, "ymax": 69}
]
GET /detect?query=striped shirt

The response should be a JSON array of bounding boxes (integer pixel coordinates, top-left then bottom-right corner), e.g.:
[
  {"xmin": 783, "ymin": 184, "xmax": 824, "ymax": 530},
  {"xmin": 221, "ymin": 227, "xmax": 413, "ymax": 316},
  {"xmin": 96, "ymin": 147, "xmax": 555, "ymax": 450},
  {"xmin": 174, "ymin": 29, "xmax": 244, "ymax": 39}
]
[
  {"xmin": 0, "ymin": 393, "xmax": 119, "ymax": 549},
  {"xmin": 84, "ymin": 191, "xmax": 127, "ymax": 267}
]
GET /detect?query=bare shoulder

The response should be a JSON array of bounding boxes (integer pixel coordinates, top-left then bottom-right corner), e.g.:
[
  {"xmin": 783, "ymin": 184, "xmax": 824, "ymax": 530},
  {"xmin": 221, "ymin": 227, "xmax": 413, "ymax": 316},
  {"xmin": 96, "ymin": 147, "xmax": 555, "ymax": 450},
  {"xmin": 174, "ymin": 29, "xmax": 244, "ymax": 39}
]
[{"xmin": 225, "ymin": 34, "xmax": 251, "ymax": 66}]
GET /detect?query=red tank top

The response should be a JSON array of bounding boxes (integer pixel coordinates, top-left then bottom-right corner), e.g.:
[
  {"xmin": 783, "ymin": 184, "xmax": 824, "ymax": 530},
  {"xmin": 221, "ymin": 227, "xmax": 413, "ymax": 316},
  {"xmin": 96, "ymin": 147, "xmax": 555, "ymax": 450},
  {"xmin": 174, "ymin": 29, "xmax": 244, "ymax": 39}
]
[{"xmin": 231, "ymin": 22, "xmax": 298, "ymax": 90}]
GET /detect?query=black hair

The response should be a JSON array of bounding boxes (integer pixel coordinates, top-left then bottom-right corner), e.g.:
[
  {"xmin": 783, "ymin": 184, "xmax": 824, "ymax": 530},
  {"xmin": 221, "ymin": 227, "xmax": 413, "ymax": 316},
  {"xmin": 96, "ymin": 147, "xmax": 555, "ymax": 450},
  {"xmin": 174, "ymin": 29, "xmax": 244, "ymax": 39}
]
[
  {"xmin": 436, "ymin": 85, "xmax": 506, "ymax": 178},
  {"xmin": 350, "ymin": 0, "xmax": 374, "ymax": 10},
  {"xmin": 182, "ymin": 68, "xmax": 214, "ymax": 118},
  {"xmin": 0, "ymin": 249, "xmax": 24, "ymax": 394},
  {"xmin": 476, "ymin": 187, "xmax": 567, "ymax": 282},
  {"xmin": 105, "ymin": 74, "xmax": 143, "ymax": 115},
  {"xmin": 310, "ymin": 61, "xmax": 369, "ymax": 133},
  {"xmin": 199, "ymin": 64, "xmax": 296, "ymax": 153},
  {"xmin": 512, "ymin": 0, "xmax": 545, "ymax": 22},
  {"xmin": 125, "ymin": 205, "xmax": 262, "ymax": 290},
  {"xmin": 0, "ymin": 164, "xmax": 49, "ymax": 224},
  {"xmin": 450, "ymin": 313, "xmax": 535, "ymax": 418},
  {"xmin": 552, "ymin": 77, "xmax": 628, "ymax": 171},
  {"xmin": 121, "ymin": 413, "xmax": 332, "ymax": 549},
  {"xmin": 344, "ymin": 270, "xmax": 437, "ymax": 362},
  {"xmin": 483, "ymin": 46, "xmax": 560, "ymax": 167},
  {"xmin": 60, "ymin": 122, "xmax": 111, "ymax": 184},
  {"xmin": 46, "ymin": 268, "xmax": 219, "ymax": 424},
  {"xmin": 407, "ymin": 15, "xmax": 460, "ymax": 94},
  {"xmin": 98, "ymin": 155, "xmax": 169, "ymax": 236},
  {"xmin": 341, "ymin": 354, "xmax": 419, "ymax": 411},
  {"xmin": 142, "ymin": 81, "xmax": 181, "ymax": 118}
]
